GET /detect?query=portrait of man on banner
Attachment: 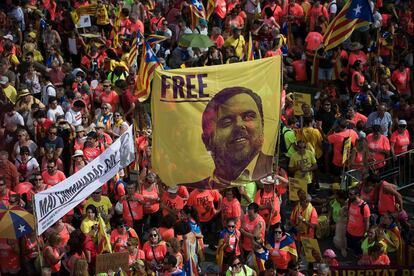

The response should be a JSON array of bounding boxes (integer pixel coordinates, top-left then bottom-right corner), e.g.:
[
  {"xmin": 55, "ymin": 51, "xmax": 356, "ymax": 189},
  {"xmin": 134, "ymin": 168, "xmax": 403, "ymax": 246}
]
[
  {"xmin": 185, "ymin": 86, "xmax": 273, "ymax": 188},
  {"xmin": 151, "ymin": 57, "xmax": 281, "ymax": 189}
]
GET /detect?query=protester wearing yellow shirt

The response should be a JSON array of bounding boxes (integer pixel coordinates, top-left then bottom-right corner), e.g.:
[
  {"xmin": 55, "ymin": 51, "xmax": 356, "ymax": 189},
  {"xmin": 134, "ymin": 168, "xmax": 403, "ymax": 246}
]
[
  {"xmin": 224, "ymin": 27, "xmax": 246, "ymax": 60},
  {"xmin": 289, "ymin": 140, "xmax": 318, "ymax": 185},
  {"xmin": 300, "ymin": 116, "xmax": 324, "ymax": 159},
  {"xmin": 84, "ymin": 188, "xmax": 113, "ymax": 226},
  {"xmin": 96, "ymin": 0, "xmax": 110, "ymax": 33},
  {"xmin": 81, "ymin": 204, "xmax": 100, "ymax": 239},
  {"xmin": 0, "ymin": 76, "xmax": 17, "ymax": 104}
]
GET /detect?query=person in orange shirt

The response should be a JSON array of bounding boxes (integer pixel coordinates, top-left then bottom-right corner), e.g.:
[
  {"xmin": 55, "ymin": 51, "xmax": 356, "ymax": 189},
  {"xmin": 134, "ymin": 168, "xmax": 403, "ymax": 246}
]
[
  {"xmin": 83, "ymin": 131, "xmax": 105, "ymax": 162},
  {"xmin": 161, "ymin": 186, "xmax": 185, "ymax": 220},
  {"xmin": 142, "ymin": 228, "xmax": 167, "ymax": 273},
  {"xmin": 41, "ymin": 159, "xmax": 66, "ymax": 187},
  {"xmin": 390, "ymin": 120, "xmax": 410, "ymax": 156},
  {"xmin": 43, "ymin": 233, "xmax": 65, "ymax": 275},
  {"xmin": 347, "ymin": 106, "xmax": 368, "ymax": 128},
  {"xmin": 240, "ymin": 203, "xmax": 266, "ymax": 255},
  {"xmin": 327, "ymin": 118, "xmax": 359, "ymax": 178},
  {"xmin": 0, "ymin": 177, "xmax": 16, "ymax": 207},
  {"xmin": 225, "ymin": 9, "xmax": 245, "ymax": 31},
  {"xmin": 391, "ymin": 62, "xmax": 411, "ymax": 95},
  {"xmin": 348, "ymin": 42, "xmax": 367, "ymax": 68},
  {"xmin": 100, "ymin": 80, "xmax": 119, "ymax": 112},
  {"xmin": 220, "ymin": 188, "xmax": 241, "ymax": 229},
  {"xmin": 127, "ymin": 237, "xmax": 145, "ymax": 268},
  {"xmin": 265, "ymin": 223, "xmax": 298, "ymax": 274},
  {"xmin": 140, "ymin": 172, "xmax": 161, "ymax": 229},
  {"xmin": 255, "ymin": 177, "xmax": 281, "ymax": 227},
  {"xmin": 307, "ymin": 1, "xmax": 328, "ymax": 32},
  {"xmin": 149, "ymin": 9, "xmax": 165, "ymax": 33},
  {"xmin": 187, "ymin": 188, "xmax": 222, "ymax": 248},
  {"xmin": 346, "ymin": 188, "xmax": 370, "ymax": 256},
  {"xmin": 123, "ymin": 182, "xmax": 144, "ymax": 237},
  {"xmin": 110, "ymin": 218, "xmax": 138, "ymax": 253},
  {"xmin": 262, "ymin": 0, "xmax": 283, "ymax": 24},
  {"xmin": 366, "ymin": 124, "xmax": 390, "ymax": 170},
  {"xmin": 282, "ymin": 0, "xmax": 304, "ymax": 38}
]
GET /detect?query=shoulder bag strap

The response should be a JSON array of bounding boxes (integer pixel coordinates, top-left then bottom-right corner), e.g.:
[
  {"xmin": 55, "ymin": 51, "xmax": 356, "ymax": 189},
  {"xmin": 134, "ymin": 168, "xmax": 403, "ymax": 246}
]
[{"xmin": 126, "ymin": 199, "xmax": 136, "ymax": 221}]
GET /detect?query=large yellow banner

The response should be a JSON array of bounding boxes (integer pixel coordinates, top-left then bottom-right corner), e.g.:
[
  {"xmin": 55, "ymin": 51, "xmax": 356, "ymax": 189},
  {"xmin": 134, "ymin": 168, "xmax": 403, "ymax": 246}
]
[{"xmin": 151, "ymin": 57, "xmax": 281, "ymax": 188}]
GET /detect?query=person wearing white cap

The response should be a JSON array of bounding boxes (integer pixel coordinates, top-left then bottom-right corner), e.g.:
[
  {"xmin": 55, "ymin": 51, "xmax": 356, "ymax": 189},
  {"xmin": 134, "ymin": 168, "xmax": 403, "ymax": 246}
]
[
  {"xmin": 390, "ymin": 119, "xmax": 410, "ymax": 156},
  {"xmin": 254, "ymin": 175, "xmax": 281, "ymax": 227},
  {"xmin": 160, "ymin": 185, "xmax": 184, "ymax": 219},
  {"xmin": 0, "ymin": 75, "xmax": 17, "ymax": 104},
  {"xmin": 70, "ymin": 150, "xmax": 86, "ymax": 175}
]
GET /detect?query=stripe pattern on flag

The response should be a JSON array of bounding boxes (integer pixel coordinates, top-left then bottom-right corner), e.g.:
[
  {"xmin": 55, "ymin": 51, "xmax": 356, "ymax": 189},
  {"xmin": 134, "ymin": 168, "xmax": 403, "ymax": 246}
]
[
  {"xmin": 135, "ymin": 42, "xmax": 162, "ymax": 102},
  {"xmin": 323, "ymin": 0, "xmax": 373, "ymax": 51}
]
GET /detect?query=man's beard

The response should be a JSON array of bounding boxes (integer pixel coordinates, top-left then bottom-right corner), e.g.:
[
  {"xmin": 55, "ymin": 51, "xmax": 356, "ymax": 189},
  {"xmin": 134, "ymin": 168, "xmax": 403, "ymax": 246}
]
[{"xmin": 211, "ymin": 127, "xmax": 263, "ymax": 180}]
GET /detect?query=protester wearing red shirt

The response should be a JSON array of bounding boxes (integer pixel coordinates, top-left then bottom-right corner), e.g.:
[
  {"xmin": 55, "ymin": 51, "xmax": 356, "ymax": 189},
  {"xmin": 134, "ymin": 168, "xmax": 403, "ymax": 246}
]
[
  {"xmin": 220, "ymin": 188, "xmax": 242, "ymax": 229},
  {"xmin": 367, "ymin": 125, "xmax": 390, "ymax": 169},
  {"xmin": 142, "ymin": 228, "xmax": 167, "ymax": 273},
  {"xmin": 42, "ymin": 159, "xmax": 66, "ymax": 187},
  {"xmin": 391, "ymin": 63, "xmax": 411, "ymax": 95},
  {"xmin": 390, "ymin": 120, "xmax": 410, "ymax": 155},
  {"xmin": 100, "ymin": 80, "xmax": 119, "ymax": 112},
  {"xmin": 122, "ymin": 182, "xmax": 144, "ymax": 236}
]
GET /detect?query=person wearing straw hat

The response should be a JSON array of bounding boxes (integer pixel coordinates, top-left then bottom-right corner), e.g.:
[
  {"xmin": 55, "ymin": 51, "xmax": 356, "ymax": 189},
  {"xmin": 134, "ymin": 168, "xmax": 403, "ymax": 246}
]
[
  {"xmin": 70, "ymin": 150, "xmax": 87, "ymax": 175},
  {"xmin": 254, "ymin": 175, "xmax": 281, "ymax": 228},
  {"xmin": 15, "ymin": 87, "xmax": 44, "ymax": 115},
  {"xmin": 348, "ymin": 42, "xmax": 367, "ymax": 68}
]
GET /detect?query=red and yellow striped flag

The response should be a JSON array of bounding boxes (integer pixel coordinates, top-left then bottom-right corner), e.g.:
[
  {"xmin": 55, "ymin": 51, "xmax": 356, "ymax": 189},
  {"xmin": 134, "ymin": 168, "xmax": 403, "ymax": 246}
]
[
  {"xmin": 128, "ymin": 31, "xmax": 142, "ymax": 67},
  {"xmin": 97, "ymin": 216, "xmax": 112, "ymax": 254},
  {"xmin": 323, "ymin": 0, "xmax": 374, "ymax": 51},
  {"xmin": 135, "ymin": 42, "xmax": 163, "ymax": 102}
]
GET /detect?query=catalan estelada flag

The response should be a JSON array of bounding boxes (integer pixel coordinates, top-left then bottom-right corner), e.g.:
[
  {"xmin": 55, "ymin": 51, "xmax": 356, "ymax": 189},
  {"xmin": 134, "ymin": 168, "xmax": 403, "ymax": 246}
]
[
  {"xmin": 135, "ymin": 41, "xmax": 162, "ymax": 102},
  {"xmin": 97, "ymin": 216, "xmax": 112, "ymax": 254},
  {"xmin": 128, "ymin": 30, "xmax": 142, "ymax": 68},
  {"xmin": 146, "ymin": 34, "xmax": 168, "ymax": 45},
  {"xmin": 247, "ymin": 32, "xmax": 254, "ymax": 61},
  {"xmin": 323, "ymin": 0, "xmax": 374, "ymax": 51},
  {"xmin": 190, "ymin": 0, "xmax": 206, "ymax": 29}
]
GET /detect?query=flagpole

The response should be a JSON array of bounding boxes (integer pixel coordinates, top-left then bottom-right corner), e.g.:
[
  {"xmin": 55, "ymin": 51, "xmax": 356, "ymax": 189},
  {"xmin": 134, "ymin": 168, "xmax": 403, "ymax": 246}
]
[
  {"xmin": 32, "ymin": 196, "xmax": 44, "ymax": 269},
  {"xmin": 267, "ymin": 57, "xmax": 284, "ymax": 232}
]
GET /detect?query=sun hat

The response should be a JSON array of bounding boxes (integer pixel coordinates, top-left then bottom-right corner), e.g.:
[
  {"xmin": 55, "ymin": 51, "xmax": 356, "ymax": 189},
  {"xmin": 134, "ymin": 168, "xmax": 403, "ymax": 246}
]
[
  {"xmin": 72, "ymin": 150, "xmax": 84, "ymax": 157},
  {"xmin": 167, "ymin": 186, "xmax": 178, "ymax": 193}
]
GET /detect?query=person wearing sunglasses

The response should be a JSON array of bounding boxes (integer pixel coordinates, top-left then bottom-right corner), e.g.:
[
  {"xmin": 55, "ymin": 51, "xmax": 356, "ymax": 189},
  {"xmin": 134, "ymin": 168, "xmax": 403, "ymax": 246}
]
[
  {"xmin": 226, "ymin": 256, "xmax": 256, "ymax": 276},
  {"xmin": 217, "ymin": 218, "xmax": 241, "ymax": 273},
  {"xmin": 100, "ymin": 80, "xmax": 119, "ymax": 113},
  {"xmin": 14, "ymin": 146, "xmax": 39, "ymax": 182},
  {"xmin": 40, "ymin": 125, "xmax": 64, "ymax": 159},
  {"xmin": 41, "ymin": 159, "xmax": 66, "ymax": 187},
  {"xmin": 85, "ymin": 187, "xmax": 113, "ymax": 226},
  {"xmin": 390, "ymin": 119, "xmax": 410, "ymax": 157},
  {"xmin": 265, "ymin": 223, "xmax": 298, "ymax": 274},
  {"xmin": 110, "ymin": 218, "xmax": 138, "ymax": 253},
  {"xmin": 142, "ymin": 228, "xmax": 167, "ymax": 273},
  {"xmin": 110, "ymin": 112, "xmax": 129, "ymax": 139}
]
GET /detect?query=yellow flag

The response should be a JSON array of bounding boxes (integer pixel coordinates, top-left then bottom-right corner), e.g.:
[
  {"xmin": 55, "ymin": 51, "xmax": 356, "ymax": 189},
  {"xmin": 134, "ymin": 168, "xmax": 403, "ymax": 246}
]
[{"xmin": 97, "ymin": 216, "xmax": 112, "ymax": 254}]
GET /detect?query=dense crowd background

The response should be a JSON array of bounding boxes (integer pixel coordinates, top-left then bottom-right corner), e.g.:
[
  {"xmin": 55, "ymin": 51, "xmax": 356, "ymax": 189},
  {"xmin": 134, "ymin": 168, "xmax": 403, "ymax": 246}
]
[{"xmin": 0, "ymin": 0, "xmax": 413, "ymax": 275}]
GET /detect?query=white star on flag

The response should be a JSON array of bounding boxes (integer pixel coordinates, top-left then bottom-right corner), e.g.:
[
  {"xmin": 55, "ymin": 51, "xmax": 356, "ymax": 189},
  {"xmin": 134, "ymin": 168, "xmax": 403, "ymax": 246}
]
[
  {"xmin": 193, "ymin": 0, "xmax": 202, "ymax": 10},
  {"xmin": 18, "ymin": 224, "xmax": 26, "ymax": 233},
  {"xmin": 353, "ymin": 4, "xmax": 362, "ymax": 16}
]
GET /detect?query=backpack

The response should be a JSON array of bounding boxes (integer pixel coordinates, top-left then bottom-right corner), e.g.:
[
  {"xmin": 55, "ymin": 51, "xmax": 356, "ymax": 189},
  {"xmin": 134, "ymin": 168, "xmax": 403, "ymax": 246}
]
[
  {"xmin": 348, "ymin": 200, "xmax": 367, "ymax": 216},
  {"xmin": 280, "ymin": 127, "xmax": 293, "ymax": 154}
]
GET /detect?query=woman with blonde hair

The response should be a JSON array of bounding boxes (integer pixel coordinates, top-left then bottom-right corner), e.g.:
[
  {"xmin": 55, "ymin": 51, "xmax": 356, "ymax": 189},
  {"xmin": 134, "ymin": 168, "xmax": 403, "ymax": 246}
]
[{"xmin": 72, "ymin": 259, "xmax": 89, "ymax": 276}]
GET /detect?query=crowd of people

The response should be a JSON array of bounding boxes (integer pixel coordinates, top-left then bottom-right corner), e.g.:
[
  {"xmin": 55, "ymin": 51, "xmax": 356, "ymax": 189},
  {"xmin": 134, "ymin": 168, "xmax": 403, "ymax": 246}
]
[{"xmin": 0, "ymin": 0, "xmax": 413, "ymax": 275}]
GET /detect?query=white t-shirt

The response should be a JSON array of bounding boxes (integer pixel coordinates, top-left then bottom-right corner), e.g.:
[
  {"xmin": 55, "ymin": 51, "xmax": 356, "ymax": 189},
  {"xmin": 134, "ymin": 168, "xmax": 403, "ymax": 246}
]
[
  {"xmin": 4, "ymin": 112, "xmax": 24, "ymax": 129},
  {"xmin": 41, "ymin": 82, "xmax": 57, "ymax": 106},
  {"xmin": 47, "ymin": 106, "xmax": 64, "ymax": 122},
  {"xmin": 65, "ymin": 109, "xmax": 82, "ymax": 126},
  {"xmin": 329, "ymin": 0, "xmax": 337, "ymax": 15},
  {"xmin": 15, "ymin": 156, "xmax": 39, "ymax": 179}
]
